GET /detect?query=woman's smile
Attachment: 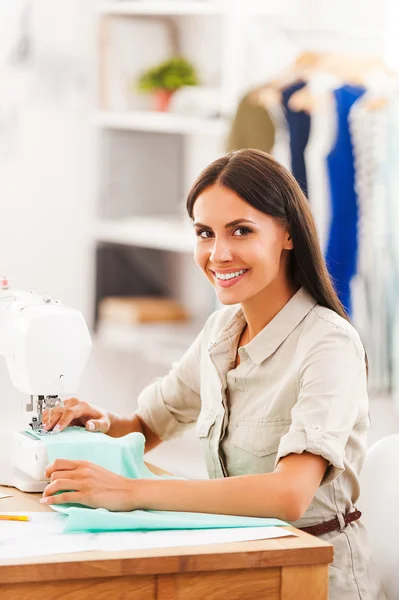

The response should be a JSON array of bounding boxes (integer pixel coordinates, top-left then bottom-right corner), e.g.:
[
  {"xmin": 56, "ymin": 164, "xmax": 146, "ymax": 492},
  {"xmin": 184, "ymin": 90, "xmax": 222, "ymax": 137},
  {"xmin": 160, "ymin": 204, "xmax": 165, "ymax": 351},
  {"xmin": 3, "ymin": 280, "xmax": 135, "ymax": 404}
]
[{"xmin": 210, "ymin": 268, "xmax": 250, "ymax": 288}]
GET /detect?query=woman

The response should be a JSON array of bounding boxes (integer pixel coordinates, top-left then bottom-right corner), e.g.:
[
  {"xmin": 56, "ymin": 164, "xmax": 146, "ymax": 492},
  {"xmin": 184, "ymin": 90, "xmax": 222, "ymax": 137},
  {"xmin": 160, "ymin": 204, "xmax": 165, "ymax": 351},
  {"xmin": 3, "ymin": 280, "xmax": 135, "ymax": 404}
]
[{"xmin": 42, "ymin": 150, "xmax": 385, "ymax": 599}]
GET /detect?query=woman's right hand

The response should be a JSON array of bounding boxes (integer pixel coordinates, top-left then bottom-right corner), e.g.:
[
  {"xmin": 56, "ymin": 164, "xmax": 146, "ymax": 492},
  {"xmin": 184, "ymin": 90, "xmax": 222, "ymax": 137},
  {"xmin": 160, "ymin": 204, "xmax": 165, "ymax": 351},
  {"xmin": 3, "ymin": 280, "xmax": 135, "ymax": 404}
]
[{"xmin": 43, "ymin": 398, "xmax": 112, "ymax": 434}]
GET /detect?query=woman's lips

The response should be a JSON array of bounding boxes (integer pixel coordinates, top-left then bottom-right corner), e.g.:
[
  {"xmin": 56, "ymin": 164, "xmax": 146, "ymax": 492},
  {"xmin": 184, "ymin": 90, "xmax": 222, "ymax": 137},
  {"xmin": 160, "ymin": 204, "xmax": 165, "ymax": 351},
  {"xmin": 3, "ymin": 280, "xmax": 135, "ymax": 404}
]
[{"xmin": 211, "ymin": 269, "xmax": 249, "ymax": 288}]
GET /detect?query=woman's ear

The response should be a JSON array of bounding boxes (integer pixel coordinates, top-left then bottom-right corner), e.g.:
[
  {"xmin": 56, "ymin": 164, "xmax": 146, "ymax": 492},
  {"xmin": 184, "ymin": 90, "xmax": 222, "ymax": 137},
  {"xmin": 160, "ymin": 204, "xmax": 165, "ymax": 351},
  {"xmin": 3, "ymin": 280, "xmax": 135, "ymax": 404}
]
[{"xmin": 284, "ymin": 231, "xmax": 294, "ymax": 250}]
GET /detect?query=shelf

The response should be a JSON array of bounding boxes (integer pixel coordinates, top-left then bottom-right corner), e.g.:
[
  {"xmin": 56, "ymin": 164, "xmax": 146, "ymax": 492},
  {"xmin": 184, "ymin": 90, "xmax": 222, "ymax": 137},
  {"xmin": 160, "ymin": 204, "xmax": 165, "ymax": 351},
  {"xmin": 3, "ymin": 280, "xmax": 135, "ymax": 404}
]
[
  {"xmin": 96, "ymin": 319, "xmax": 203, "ymax": 365},
  {"xmin": 96, "ymin": 0, "xmax": 291, "ymax": 17},
  {"xmin": 97, "ymin": 1, "xmax": 227, "ymax": 16},
  {"xmin": 92, "ymin": 216, "xmax": 195, "ymax": 252},
  {"xmin": 93, "ymin": 110, "xmax": 228, "ymax": 136}
]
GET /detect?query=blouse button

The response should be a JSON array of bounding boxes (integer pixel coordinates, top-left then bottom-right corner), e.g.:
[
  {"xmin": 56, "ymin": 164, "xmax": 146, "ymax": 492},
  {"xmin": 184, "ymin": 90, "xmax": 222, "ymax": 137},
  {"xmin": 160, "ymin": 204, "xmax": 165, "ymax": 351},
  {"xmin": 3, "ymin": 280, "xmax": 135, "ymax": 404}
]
[
  {"xmin": 208, "ymin": 340, "xmax": 216, "ymax": 349},
  {"xmin": 311, "ymin": 424, "xmax": 321, "ymax": 431},
  {"xmin": 231, "ymin": 376, "xmax": 237, "ymax": 383}
]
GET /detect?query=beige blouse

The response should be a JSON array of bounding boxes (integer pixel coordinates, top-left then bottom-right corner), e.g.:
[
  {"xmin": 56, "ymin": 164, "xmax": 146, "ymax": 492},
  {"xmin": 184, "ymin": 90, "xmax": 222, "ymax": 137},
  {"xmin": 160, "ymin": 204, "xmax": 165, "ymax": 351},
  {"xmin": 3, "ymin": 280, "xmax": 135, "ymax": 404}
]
[{"xmin": 137, "ymin": 287, "xmax": 386, "ymax": 600}]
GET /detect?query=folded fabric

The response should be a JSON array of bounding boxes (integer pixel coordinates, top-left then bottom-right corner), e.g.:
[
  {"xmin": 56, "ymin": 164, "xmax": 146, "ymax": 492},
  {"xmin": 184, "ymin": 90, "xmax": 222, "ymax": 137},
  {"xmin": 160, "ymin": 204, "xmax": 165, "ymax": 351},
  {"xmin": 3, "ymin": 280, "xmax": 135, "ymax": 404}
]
[
  {"xmin": 57, "ymin": 506, "xmax": 287, "ymax": 534},
  {"xmin": 28, "ymin": 426, "xmax": 166, "ymax": 479},
  {"xmin": 30, "ymin": 427, "xmax": 288, "ymax": 533}
]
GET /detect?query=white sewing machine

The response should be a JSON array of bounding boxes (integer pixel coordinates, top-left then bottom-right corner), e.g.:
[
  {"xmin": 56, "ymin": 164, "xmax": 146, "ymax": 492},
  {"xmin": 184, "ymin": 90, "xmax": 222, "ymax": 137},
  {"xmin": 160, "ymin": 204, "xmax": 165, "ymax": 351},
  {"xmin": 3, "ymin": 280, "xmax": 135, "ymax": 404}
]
[{"xmin": 0, "ymin": 277, "xmax": 92, "ymax": 492}]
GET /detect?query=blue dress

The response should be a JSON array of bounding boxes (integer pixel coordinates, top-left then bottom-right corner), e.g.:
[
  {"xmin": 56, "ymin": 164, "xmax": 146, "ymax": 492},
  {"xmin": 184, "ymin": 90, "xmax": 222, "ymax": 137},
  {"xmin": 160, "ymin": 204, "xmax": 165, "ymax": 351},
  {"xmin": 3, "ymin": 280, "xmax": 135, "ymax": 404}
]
[
  {"xmin": 281, "ymin": 81, "xmax": 311, "ymax": 197},
  {"xmin": 326, "ymin": 85, "xmax": 366, "ymax": 316}
]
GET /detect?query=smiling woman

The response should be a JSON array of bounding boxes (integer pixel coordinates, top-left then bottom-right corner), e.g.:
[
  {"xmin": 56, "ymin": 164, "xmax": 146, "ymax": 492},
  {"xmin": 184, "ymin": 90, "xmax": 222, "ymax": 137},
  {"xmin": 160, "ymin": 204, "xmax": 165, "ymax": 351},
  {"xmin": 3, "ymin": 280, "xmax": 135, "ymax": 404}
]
[
  {"xmin": 187, "ymin": 150, "xmax": 349, "ymax": 333},
  {"xmin": 43, "ymin": 149, "xmax": 385, "ymax": 600}
]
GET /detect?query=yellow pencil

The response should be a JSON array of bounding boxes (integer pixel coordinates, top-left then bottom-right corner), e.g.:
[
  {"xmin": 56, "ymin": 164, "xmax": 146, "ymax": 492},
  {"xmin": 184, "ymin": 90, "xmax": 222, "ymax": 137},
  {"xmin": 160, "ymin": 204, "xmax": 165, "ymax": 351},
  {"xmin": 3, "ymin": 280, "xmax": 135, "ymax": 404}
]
[{"xmin": 0, "ymin": 515, "xmax": 30, "ymax": 522}]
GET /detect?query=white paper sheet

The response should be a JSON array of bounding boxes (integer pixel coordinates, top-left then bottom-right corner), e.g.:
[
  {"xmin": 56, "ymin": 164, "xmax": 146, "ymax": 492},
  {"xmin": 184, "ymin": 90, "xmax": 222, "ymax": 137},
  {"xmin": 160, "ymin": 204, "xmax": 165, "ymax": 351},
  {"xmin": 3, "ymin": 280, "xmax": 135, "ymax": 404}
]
[
  {"xmin": 94, "ymin": 526, "xmax": 296, "ymax": 552},
  {"xmin": 0, "ymin": 512, "xmax": 96, "ymax": 560},
  {"xmin": 0, "ymin": 512, "xmax": 296, "ymax": 561}
]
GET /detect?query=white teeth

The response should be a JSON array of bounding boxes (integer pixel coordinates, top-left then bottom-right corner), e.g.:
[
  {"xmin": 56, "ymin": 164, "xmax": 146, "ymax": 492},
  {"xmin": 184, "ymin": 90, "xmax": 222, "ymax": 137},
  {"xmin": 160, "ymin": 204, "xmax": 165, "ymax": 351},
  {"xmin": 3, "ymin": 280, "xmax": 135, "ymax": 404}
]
[{"xmin": 215, "ymin": 269, "xmax": 247, "ymax": 281}]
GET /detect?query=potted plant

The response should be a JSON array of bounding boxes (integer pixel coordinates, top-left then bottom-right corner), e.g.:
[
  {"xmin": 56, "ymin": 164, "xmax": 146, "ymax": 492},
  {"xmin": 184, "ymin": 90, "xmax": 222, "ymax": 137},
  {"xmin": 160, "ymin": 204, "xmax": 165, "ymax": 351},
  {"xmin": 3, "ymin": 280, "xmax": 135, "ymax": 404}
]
[{"xmin": 137, "ymin": 57, "xmax": 198, "ymax": 112}]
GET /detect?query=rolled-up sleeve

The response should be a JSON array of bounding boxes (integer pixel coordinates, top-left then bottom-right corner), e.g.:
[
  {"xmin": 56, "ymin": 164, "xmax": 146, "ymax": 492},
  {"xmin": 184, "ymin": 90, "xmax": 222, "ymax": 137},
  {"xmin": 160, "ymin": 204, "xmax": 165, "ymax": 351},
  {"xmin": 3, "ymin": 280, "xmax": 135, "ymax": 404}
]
[
  {"xmin": 275, "ymin": 324, "xmax": 367, "ymax": 485},
  {"xmin": 136, "ymin": 330, "xmax": 203, "ymax": 440}
]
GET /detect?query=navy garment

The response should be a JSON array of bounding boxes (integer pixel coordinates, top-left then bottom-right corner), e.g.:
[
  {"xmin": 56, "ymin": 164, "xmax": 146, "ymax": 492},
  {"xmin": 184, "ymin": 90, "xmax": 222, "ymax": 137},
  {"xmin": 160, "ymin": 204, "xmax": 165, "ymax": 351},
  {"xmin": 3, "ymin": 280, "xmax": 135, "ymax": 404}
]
[
  {"xmin": 326, "ymin": 85, "xmax": 366, "ymax": 316},
  {"xmin": 281, "ymin": 81, "xmax": 311, "ymax": 196}
]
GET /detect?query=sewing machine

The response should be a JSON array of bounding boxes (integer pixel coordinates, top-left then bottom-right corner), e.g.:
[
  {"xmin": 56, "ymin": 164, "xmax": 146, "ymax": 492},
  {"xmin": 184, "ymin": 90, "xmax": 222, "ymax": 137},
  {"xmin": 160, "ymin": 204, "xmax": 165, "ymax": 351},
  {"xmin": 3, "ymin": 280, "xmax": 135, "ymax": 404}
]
[{"xmin": 0, "ymin": 278, "xmax": 92, "ymax": 492}]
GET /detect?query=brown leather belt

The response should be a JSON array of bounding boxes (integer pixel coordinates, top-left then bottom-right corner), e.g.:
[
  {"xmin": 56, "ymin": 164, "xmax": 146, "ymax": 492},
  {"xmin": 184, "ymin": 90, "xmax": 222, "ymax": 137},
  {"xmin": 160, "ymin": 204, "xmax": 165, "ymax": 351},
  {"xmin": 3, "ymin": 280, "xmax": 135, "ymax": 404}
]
[{"xmin": 299, "ymin": 509, "xmax": 362, "ymax": 537}]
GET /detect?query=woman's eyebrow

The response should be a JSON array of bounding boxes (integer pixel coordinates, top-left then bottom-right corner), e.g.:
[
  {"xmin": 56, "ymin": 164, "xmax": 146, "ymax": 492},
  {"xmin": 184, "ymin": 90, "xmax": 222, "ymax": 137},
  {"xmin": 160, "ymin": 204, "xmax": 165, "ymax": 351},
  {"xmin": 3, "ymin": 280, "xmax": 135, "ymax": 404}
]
[{"xmin": 193, "ymin": 219, "xmax": 256, "ymax": 228}]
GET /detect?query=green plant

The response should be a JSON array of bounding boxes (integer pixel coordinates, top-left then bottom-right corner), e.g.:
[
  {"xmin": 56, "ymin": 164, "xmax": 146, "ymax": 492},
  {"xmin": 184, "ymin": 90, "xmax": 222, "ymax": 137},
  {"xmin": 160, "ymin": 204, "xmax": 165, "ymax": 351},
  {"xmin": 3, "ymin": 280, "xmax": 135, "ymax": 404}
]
[{"xmin": 137, "ymin": 57, "xmax": 198, "ymax": 93}]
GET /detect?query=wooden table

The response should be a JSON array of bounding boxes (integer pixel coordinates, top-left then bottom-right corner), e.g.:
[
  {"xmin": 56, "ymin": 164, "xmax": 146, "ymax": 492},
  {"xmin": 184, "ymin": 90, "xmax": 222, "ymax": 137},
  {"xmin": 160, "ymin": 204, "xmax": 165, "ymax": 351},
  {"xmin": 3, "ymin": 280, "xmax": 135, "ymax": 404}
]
[{"xmin": 0, "ymin": 473, "xmax": 333, "ymax": 600}]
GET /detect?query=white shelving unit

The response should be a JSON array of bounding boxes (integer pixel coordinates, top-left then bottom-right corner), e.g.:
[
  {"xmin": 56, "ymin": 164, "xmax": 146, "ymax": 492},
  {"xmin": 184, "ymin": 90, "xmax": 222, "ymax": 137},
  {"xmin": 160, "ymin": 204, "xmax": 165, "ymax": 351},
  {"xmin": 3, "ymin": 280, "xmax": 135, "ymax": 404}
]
[
  {"xmin": 93, "ymin": 110, "xmax": 228, "ymax": 136},
  {"xmin": 96, "ymin": 318, "xmax": 203, "ymax": 366},
  {"xmin": 92, "ymin": 0, "xmax": 292, "ymax": 360},
  {"xmin": 92, "ymin": 216, "xmax": 195, "ymax": 252},
  {"xmin": 97, "ymin": 0, "xmax": 228, "ymax": 16},
  {"xmin": 96, "ymin": 0, "xmax": 290, "ymax": 17}
]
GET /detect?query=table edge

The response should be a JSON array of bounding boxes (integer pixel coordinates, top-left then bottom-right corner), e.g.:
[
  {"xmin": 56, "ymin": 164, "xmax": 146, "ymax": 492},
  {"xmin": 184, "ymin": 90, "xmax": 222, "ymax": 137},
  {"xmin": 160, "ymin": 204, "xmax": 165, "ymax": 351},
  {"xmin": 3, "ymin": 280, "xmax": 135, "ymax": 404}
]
[{"xmin": 0, "ymin": 528, "xmax": 334, "ymax": 584}]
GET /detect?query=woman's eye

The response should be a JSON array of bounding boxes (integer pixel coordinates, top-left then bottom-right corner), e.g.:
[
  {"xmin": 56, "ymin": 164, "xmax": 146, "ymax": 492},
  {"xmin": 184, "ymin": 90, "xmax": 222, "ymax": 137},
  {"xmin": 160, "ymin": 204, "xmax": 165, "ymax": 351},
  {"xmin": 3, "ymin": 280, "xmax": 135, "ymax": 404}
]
[
  {"xmin": 233, "ymin": 227, "xmax": 252, "ymax": 236},
  {"xmin": 195, "ymin": 229, "xmax": 213, "ymax": 239}
]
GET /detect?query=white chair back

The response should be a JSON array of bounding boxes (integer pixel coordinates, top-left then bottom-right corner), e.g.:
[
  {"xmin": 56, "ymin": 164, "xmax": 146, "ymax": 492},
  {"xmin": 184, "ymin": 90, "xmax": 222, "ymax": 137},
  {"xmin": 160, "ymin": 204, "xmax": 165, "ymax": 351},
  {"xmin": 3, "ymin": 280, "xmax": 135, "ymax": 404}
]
[{"xmin": 359, "ymin": 434, "xmax": 399, "ymax": 600}]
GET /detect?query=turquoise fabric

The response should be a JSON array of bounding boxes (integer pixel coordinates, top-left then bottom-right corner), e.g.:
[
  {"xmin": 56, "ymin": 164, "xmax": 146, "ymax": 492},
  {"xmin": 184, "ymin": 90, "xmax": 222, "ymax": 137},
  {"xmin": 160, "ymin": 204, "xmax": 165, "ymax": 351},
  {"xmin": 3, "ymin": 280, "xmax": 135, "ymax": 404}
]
[
  {"xmin": 29, "ymin": 427, "xmax": 168, "ymax": 480},
  {"xmin": 31, "ymin": 427, "xmax": 288, "ymax": 533},
  {"xmin": 59, "ymin": 507, "xmax": 287, "ymax": 534}
]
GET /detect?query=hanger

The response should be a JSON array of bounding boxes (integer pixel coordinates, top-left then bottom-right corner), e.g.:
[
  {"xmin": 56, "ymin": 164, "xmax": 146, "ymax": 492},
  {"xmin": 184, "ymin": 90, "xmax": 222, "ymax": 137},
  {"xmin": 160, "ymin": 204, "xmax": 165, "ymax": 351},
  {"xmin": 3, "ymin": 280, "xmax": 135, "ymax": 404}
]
[
  {"xmin": 288, "ymin": 52, "xmax": 397, "ymax": 113},
  {"xmin": 255, "ymin": 51, "xmax": 326, "ymax": 110},
  {"xmin": 363, "ymin": 96, "xmax": 389, "ymax": 111},
  {"xmin": 287, "ymin": 52, "xmax": 341, "ymax": 113}
]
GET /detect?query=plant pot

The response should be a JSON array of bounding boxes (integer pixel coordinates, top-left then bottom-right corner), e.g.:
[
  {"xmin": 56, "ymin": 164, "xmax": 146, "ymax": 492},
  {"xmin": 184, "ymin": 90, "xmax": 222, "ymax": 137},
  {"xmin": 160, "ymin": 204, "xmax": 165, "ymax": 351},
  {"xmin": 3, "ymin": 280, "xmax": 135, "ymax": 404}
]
[{"xmin": 153, "ymin": 89, "xmax": 175, "ymax": 112}]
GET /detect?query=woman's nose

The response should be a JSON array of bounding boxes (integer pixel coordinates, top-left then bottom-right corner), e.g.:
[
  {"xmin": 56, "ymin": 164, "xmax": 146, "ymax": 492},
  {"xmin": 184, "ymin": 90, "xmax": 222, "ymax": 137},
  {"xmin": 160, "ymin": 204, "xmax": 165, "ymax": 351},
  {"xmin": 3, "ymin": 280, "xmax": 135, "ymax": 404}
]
[{"xmin": 209, "ymin": 238, "xmax": 234, "ymax": 263}]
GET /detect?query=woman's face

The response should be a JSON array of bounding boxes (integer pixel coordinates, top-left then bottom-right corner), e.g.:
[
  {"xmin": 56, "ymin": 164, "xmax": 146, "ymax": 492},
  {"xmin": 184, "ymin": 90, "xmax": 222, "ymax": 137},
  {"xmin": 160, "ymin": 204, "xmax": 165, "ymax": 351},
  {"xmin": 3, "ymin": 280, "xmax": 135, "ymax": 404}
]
[{"xmin": 192, "ymin": 184, "xmax": 293, "ymax": 306}]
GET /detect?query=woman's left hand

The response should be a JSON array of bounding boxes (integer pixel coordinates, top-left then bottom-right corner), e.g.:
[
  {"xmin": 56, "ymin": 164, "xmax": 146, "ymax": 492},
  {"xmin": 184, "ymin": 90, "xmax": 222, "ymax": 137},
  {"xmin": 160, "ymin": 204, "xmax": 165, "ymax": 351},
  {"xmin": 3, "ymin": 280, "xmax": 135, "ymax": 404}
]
[{"xmin": 41, "ymin": 459, "xmax": 137, "ymax": 511}]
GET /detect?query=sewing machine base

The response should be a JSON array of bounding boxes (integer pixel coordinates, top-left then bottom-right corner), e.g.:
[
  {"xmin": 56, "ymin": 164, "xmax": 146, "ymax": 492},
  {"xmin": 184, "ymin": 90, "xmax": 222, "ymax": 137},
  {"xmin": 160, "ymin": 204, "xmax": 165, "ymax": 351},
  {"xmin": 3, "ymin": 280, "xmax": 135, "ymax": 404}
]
[{"xmin": 0, "ymin": 429, "xmax": 48, "ymax": 492}]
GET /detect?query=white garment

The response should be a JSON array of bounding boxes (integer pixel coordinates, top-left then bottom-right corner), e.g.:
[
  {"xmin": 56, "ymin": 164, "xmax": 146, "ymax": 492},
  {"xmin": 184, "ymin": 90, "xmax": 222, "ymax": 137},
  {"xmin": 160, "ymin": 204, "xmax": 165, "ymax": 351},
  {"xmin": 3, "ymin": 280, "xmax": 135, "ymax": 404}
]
[
  {"xmin": 266, "ymin": 100, "xmax": 291, "ymax": 171},
  {"xmin": 385, "ymin": 93, "xmax": 399, "ymax": 412},
  {"xmin": 304, "ymin": 93, "xmax": 336, "ymax": 253},
  {"xmin": 349, "ymin": 95, "xmax": 391, "ymax": 394}
]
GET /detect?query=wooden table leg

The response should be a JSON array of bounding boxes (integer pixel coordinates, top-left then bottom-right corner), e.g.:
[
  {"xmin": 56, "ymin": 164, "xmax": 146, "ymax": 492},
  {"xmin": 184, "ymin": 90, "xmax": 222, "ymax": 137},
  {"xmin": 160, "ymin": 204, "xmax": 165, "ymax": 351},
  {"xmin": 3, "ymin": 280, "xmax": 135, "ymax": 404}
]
[{"xmin": 281, "ymin": 565, "xmax": 328, "ymax": 600}]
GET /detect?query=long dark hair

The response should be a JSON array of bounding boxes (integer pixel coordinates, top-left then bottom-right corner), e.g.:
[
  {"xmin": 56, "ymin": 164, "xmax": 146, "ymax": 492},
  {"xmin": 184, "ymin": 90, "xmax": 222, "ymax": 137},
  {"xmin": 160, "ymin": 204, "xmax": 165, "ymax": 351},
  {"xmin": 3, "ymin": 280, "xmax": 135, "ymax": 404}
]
[{"xmin": 187, "ymin": 150, "xmax": 366, "ymax": 366}]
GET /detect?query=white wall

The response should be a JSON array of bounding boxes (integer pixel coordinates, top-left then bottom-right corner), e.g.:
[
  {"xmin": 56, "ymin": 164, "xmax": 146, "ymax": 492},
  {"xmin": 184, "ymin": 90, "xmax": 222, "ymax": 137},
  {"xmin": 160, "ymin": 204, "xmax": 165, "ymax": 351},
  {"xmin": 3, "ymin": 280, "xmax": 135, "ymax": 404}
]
[{"xmin": 0, "ymin": 0, "xmax": 94, "ymax": 318}]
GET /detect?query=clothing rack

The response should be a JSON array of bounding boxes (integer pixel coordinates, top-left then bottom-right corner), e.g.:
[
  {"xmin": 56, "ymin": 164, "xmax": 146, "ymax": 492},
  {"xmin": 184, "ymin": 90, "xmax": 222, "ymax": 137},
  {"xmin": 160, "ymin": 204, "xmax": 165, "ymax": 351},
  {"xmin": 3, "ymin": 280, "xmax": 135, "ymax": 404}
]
[{"xmin": 228, "ymin": 52, "xmax": 399, "ymax": 399}]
